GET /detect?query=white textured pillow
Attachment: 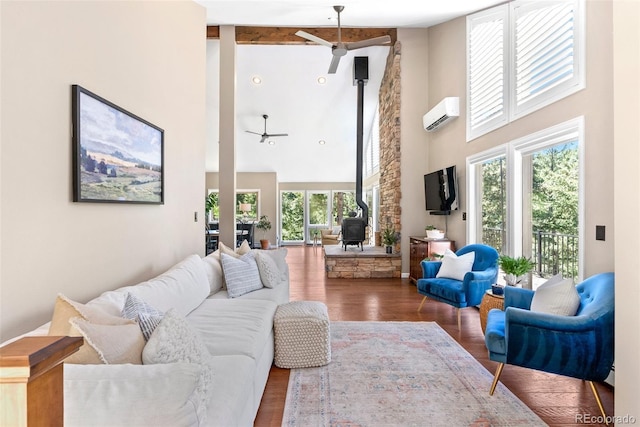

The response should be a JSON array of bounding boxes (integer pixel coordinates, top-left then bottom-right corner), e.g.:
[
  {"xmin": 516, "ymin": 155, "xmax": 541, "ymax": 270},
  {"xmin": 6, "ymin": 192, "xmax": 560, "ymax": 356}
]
[
  {"xmin": 122, "ymin": 293, "xmax": 164, "ymax": 341},
  {"xmin": 254, "ymin": 250, "xmax": 281, "ymax": 288},
  {"xmin": 530, "ymin": 275, "xmax": 580, "ymax": 316},
  {"xmin": 220, "ymin": 252, "xmax": 264, "ymax": 298},
  {"xmin": 255, "ymin": 248, "xmax": 288, "ymax": 280},
  {"xmin": 436, "ymin": 249, "xmax": 475, "ymax": 281},
  {"xmin": 143, "ymin": 309, "xmax": 212, "ymax": 423}
]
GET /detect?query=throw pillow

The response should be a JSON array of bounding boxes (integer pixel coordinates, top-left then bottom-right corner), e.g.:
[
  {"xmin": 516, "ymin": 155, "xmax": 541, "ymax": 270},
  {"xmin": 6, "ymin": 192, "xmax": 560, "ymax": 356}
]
[
  {"xmin": 530, "ymin": 275, "xmax": 581, "ymax": 316},
  {"xmin": 142, "ymin": 309, "xmax": 212, "ymax": 423},
  {"xmin": 202, "ymin": 250, "xmax": 226, "ymax": 294},
  {"xmin": 436, "ymin": 249, "xmax": 475, "ymax": 281},
  {"xmin": 220, "ymin": 252, "xmax": 263, "ymax": 298},
  {"xmin": 255, "ymin": 248, "xmax": 288, "ymax": 281},
  {"xmin": 219, "ymin": 240, "xmax": 252, "ymax": 259},
  {"xmin": 48, "ymin": 294, "xmax": 133, "ymax": 336},
  {"xmin": 254, "ymin": 250, "xmax": 281, "ymax": 288},
  {"xmin": 69, "ymin": 318, "xmax": 146, "ymax": 364},
  {"xmin": 122, "ymin": 293, "xmax": 164, "ymax": 341}
]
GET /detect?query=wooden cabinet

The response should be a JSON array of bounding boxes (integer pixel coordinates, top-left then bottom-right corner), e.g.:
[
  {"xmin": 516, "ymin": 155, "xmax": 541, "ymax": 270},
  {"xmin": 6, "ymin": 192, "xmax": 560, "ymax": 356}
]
[{"xmin": 409, "ymin": 236, "xmax": 455, "ymax": 283}]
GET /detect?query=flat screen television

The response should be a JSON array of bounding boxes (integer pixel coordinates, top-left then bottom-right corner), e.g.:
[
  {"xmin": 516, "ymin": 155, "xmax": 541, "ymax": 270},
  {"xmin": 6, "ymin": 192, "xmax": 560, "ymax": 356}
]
[{"xmin": 424, "ymin": 165, "xmax": 458, "ymax": 213}]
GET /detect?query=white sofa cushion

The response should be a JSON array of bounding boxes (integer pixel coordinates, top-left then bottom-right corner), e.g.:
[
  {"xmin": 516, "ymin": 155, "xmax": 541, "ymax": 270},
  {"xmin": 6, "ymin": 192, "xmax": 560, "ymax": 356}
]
[
  {"xmin": 64, "ymin": 363, "xmax": 205, "ymax": 427},
  {"xmin": 202, "ymin": 251, "xmax": 225, "ymax": 294},
  {"xmin": 187, "ymin": 299, "xmax": 277, "ymax": 360},
  {"xmin": 88, "ymin": 255, "xmax": 210, "ymax": 318}
]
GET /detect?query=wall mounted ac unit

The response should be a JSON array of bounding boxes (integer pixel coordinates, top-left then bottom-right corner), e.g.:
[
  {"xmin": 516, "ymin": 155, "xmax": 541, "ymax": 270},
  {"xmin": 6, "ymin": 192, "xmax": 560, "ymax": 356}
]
[{"xmin": 422, "ymin": 97, "xmax": 460, "ymax": 132}]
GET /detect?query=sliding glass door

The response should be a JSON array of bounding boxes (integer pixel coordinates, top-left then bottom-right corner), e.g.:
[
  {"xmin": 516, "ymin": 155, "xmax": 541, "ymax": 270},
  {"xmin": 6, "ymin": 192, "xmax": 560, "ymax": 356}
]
[{"xmin": 281, "ymin": 191, "xmax": 304, "ymax": 243}]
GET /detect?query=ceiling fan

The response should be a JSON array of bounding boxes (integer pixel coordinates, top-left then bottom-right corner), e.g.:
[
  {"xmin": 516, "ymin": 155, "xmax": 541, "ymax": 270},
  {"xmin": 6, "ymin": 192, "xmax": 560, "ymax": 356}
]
[
  {"xmin": 296, "ymin": 5, "xmax": 392, "ymax": 74},
  {"xmin": 245, "ymin": 114, "xmax": 289, "ymax": 143}
]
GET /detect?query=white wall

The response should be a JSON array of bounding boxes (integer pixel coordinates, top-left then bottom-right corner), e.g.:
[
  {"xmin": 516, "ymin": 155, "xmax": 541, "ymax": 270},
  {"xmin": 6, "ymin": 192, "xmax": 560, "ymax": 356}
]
[
  {"xmin": 0, "ymin": 0, "xmax": 206, "ymax": 341},
  {"xmin": 613, "ymin": 0, "xmax": 640, "ymax": 420}
]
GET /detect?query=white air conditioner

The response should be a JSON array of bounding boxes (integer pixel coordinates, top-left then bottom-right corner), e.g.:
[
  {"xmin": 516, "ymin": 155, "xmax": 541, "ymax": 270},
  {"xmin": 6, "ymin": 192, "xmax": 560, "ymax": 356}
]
[{"xmin": 422, "ymin": 97, "xmax": 460, "ymax": 132}]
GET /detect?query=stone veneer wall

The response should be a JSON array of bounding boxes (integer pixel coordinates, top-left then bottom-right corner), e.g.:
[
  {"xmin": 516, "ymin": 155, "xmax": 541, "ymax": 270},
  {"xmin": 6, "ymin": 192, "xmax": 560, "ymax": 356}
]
[{"xmin": 378, "ymin": 42, "xmax": 402, "ymax": 251}]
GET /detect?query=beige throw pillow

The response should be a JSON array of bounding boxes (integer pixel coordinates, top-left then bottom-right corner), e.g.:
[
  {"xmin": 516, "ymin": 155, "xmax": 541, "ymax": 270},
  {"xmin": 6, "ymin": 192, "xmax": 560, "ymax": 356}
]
[{"xmin": 70, "ymin": 318, "xmax": 146, "ymax": 364}]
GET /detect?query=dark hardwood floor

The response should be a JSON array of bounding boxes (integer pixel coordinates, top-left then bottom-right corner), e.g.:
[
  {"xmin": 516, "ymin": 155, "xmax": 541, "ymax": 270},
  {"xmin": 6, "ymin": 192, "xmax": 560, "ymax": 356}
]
[{"xmin": 254, "ymin": 246, "xmax": 614, "ymax": 426}]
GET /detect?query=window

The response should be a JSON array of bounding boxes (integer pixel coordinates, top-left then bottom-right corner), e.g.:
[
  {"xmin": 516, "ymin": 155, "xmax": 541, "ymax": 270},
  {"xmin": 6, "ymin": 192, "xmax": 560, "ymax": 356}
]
[
  {"xmin": 467, "ymin": 0, "xmax": 585, "ymax": 141},
  {"xmin": 364, "ymin": 106, "xmax": 380, "ymax": 178},
  {"xmin": 206, "ymin": 190, "xmax": 259, "ymax": 222},
  {"xmin": 467, "ymin": 117, "xmax": 584, "ymax": 284}
]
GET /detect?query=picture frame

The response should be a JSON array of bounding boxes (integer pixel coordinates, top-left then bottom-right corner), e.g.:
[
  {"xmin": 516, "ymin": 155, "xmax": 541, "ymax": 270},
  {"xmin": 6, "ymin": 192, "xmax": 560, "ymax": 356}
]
[{"xmin": 72, "ymin": 85, "xmax": 164, "ymax": 204}]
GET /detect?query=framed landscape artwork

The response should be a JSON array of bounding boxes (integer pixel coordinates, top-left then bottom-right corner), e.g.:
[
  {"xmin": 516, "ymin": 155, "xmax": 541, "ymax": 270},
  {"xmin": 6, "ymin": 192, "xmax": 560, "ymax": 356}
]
[{"xmin": 72, "ymin": 85, "xmax": 164, "ymax": 204}]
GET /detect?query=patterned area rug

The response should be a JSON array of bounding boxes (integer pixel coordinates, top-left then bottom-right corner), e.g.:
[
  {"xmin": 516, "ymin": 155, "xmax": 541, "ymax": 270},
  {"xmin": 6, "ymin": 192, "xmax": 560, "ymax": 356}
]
[{"xmin": 282, "ymin": 321, "xmax": 546, "ymax": 426}]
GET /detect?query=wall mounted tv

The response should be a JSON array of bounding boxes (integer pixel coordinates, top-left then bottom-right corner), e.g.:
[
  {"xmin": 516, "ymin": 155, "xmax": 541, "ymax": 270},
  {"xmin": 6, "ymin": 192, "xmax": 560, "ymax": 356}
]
[{"xmin": 424, "ymin": 165, "xmax": 458, "ymax": 214}]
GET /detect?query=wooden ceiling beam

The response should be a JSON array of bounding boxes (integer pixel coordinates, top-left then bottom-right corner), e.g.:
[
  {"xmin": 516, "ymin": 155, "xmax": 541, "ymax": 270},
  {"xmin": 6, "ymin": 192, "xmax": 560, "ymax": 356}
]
[{"xmin": 206, "ymin": 26, "xmax": 397, "ymax": 45}]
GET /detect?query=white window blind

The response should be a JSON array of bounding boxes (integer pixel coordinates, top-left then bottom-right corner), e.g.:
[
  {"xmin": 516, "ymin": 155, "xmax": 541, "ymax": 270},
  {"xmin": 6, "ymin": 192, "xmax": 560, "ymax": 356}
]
[
  {"xmin": 512, "ymin": 1, "xmax": 583, "ymax": 118},
  {"xmin": 467, "ymin": 6, "xmax": 508, "ymax": 139},
  {"xmin": 467, "ymin": 0, "xmax": 584, "ymax": 142}
]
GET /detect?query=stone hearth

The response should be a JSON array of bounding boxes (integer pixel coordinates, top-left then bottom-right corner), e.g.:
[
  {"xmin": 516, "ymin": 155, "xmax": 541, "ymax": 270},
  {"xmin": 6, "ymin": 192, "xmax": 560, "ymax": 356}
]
[{"xmin": 324, "ymin": 245, "xmax": 402, "ymax": 279}]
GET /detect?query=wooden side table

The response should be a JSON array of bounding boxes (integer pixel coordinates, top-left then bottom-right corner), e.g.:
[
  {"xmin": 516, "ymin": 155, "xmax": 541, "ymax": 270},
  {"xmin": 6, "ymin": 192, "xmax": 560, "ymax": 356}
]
[{"xmin": 479, "ymin": 289, "xmax": 505, "ymax": 334}]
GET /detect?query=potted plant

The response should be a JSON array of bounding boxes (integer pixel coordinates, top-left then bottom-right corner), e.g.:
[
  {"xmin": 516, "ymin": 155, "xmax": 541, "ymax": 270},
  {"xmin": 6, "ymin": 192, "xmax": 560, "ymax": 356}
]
[
  {"xmin": 498, "ymin": 255, "xmax": 535, "ymax": 286},
  {"xmin": 381, "ymin": 227, "xmax": 400, "ymax": 254},
  {"xmin": 256, "ymin": 215, "xmax": 272, "ymax": 249},
  {"xmin": 425, "ymin": 225, "xmax": 444, "ymax": 239}
]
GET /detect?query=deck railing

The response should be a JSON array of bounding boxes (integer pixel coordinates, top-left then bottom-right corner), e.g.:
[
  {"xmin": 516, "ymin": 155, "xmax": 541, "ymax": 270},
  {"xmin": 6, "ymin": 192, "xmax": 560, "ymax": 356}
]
[{"xmin": 483, "ymin": 228, "xmax": 578, "ymax": 279}]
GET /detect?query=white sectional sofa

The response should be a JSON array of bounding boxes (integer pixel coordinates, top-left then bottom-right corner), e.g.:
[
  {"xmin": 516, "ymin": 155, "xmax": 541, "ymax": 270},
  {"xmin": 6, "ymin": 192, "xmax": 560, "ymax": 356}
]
[{"xmin": 6, "ymin": 244, "xmax": 290, "ymax": 426}]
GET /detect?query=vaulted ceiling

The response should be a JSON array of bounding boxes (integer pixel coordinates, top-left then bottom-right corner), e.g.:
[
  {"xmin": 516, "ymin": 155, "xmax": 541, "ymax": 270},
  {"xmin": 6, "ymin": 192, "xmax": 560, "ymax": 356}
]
[{"xmin": 196, "ymin": 1, "xmax": 504, "ymax": 182}]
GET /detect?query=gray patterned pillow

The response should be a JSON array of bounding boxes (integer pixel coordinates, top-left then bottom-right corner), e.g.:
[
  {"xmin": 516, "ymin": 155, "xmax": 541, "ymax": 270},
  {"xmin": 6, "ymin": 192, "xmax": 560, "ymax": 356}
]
[
  {"xmin": 220, "ymin": 252, "xmax": 263, "ymax": 298},
  {"xmin": 122, "ymin": 293, "xmax": 164, "ymax": 341},
  {"xmin": 254, "ymin": 250, "xmax": 281, "ymax": 288}
]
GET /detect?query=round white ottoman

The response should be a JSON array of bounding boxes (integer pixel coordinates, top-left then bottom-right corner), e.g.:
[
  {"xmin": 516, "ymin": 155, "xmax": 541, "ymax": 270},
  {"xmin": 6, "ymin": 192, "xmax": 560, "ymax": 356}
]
[{"xmin": 274, "ymin": 301, "xmax": 331, "ymax": 369}]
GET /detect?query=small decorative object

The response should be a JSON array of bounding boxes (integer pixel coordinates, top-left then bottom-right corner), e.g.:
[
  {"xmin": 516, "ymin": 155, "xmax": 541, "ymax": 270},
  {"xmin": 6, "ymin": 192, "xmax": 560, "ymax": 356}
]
[
  {"xmin": 72, "ymin": 85, "xmax": 164, "ymax": 204},
  {"xmin": 498, "ymin": 255, "xmax": 535, "ymax": 286},
  {"xmin": 425, "ymin": 225, "xmax": 445, "ymax": 239},
  {"xmin": 256, "ymin": 215, "xmax": 272, "ymax": 249},
  {"xmin": 239, "ymin": 203, "xmax": 252, "ymax": 221},
  {"xmin": 381, "ymin": 227, "xmax": 400, "ymax": 254},
  {"xmin": 491, "ymin": 284, "xmax": 505, "ymax": 296}
]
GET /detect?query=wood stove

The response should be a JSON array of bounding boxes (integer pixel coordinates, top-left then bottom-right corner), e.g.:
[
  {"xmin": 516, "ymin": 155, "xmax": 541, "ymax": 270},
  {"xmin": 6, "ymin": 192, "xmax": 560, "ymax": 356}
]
[{"xmin": 341, "ymin": 217, "xmax": 366, "ymax": 251}]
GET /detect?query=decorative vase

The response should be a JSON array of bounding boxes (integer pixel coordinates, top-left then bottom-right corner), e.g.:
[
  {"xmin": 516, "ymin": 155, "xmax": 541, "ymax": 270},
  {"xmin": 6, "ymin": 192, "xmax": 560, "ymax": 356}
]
[
  {"xmin": 385, "ymin": 245, "xmax": 392, "ymax": 254},
  {"xmin": 503, "ymin": 274, "xmax": 523, "ymax": 287},
  {"xmin": 426, "ymin": 230, "xmax": 445, "ymax": 239},
  {"xmin": 260, "ymin": 239, "xmax": 270, "ymax": 249}
]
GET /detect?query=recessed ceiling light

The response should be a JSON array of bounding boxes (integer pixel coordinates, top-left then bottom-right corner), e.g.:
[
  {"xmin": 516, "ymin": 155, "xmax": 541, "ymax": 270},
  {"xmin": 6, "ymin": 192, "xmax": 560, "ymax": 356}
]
[
  {"xmin": 317, "ymin": 76, "xmax": 327, "ymax": 85},
  {"xmin": 268, "ymin": 140, "xmax": 275, "ymax": 145},
  {"xmin": 251, "ymin": 76, "xmax": 262, "ymax": 85},
  {"xmin": 318, "ymin": 140, "xmax": 326, "ymax": 145}
]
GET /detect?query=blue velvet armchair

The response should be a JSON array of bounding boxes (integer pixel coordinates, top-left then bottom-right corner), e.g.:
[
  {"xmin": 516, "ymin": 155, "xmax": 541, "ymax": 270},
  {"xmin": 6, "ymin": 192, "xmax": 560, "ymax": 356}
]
[
  {"xmin": 417, "ymin": 244, "xmax": 499, "ymax": 329},
  {"xmin": 484, "ymin": 272, "xmax": 614, "ymax": 420}
]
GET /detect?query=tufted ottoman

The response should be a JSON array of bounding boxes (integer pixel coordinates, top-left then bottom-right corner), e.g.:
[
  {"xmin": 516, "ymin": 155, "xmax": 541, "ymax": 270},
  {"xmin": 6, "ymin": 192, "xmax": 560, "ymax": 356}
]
[{"xmin": 273, "ymin": 301, "xmax": 331, "ymax": 368}]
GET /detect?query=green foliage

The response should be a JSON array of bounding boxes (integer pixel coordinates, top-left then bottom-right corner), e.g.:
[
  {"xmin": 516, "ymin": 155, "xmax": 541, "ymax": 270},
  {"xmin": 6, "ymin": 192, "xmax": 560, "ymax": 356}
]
[
  {"xmin": 205, "ymin": 192, "xmax": 217, "ymax": 216},
  {"xmin": 256, "ymin": 215, "xmax": 271, "ymax": 239},
  {"xmin": 498, "ymin": 255, "xmax": 535, "ymax": 277},
  {"xmin": 308, "ymin": 193, "xmax": 328, "ymax": 224},
  {"xmin": 425, "ymin": 225, "xmax": 437, "ymax": 230},
  {"xmin": 381, "ymin": 227, "xmax": 400, "ymax": 246},
  {"xmin": 281, "ymin": 191, "xmax": 304, "ymax": 241}
]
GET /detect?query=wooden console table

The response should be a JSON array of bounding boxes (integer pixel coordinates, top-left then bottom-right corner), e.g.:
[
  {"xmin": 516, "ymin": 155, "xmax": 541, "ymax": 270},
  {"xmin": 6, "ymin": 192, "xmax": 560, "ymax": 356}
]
[
  {"xmin": 0, "ymin": 336, "xmax": 83, "ymax": 427},
  {"xmin": 409, "ymin": 236, "xmax": 455, "ymax": 283}
]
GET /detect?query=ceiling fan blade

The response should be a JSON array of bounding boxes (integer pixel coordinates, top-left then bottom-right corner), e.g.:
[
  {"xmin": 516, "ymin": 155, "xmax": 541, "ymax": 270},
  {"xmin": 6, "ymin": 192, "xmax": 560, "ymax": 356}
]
[
  {"xmin": 328, "ymin": 55, "xmax": 342, "ymax": 74},
  {"xmin": 245, "ymin": 130, "xmax": 262, "ymax": 136},
  {"xmin": 260, "ymin": 135, "xmax": 267, "ymax": 143},
  {"xmin": 346, "ymin": 35, "xmax": 392, "ymax": 51},
  {"xmin": 295, "ymin": 30, "xmax": 333, "ymax": 49},
  {"xmin": 267, "ymin": 133, "xmax": 288, "ymax": 137}
]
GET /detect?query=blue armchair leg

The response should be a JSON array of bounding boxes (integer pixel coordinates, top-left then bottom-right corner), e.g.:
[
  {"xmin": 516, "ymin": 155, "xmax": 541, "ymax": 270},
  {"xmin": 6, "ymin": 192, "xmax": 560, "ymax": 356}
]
[
  {"xmin": 589, "ymin": 381, "xmax": 608, "ymax": 424},
  {"xmin": 489, "ymin": 363, "xmax": 504, "ymax": 396}
]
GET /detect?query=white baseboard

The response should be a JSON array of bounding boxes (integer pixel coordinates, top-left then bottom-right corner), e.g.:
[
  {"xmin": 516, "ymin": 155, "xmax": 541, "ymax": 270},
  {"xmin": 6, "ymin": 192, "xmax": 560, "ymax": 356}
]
[{"xmin": 401, "ymin": 272, "xmax": 410, "ymax": 279}]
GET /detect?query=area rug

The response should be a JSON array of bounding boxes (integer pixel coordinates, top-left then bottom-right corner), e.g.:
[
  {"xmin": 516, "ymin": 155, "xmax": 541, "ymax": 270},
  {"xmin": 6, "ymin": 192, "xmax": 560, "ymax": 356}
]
[{"xmin": 282, "ymin": 321, "xmax": 546, "ymax": 426}]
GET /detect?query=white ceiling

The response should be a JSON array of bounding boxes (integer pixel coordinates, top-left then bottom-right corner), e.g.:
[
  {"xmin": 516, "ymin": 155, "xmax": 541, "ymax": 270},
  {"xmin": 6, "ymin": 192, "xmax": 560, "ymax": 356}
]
[{"xmin": 199, "ymin": 1, "xmax": 504, "ymax": 182}]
